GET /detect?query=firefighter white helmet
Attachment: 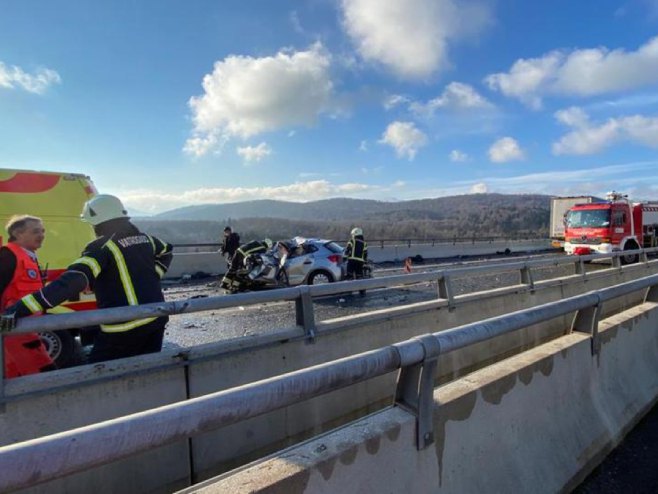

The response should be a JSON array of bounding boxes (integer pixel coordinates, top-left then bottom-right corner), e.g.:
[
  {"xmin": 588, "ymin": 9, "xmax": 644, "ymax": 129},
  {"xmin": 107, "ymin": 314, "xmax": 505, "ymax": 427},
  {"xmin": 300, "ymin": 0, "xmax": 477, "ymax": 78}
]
[
  {"xmin": 351, "ymin": 227, "xmax": 363, "ymax": 236},
  {"xmin": 81, "ymin": 194, "xmax": 129, "ymax": 226},
  {"xmin": 264, "ymin": 238, "xmax": 273, "ymax": 249}
]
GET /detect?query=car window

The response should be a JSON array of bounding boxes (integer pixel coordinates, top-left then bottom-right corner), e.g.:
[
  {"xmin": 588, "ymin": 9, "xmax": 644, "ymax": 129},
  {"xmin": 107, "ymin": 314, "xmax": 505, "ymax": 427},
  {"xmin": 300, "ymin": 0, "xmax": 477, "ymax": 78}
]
[
  {"xmin": 324, "ymin": 241, "xmax": 343, "ymax": 253},
  {"xmin": 303, "ymin": 244, "xmax": 318, "ymax": 254}
]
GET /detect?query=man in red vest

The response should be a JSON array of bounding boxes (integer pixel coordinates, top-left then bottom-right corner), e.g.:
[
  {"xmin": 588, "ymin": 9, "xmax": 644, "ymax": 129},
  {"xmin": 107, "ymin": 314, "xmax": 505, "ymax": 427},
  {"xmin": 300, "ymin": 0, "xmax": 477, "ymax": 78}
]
[{"xmin": 0, "ymin": 215, "xmax": 55, "ymax": 378}]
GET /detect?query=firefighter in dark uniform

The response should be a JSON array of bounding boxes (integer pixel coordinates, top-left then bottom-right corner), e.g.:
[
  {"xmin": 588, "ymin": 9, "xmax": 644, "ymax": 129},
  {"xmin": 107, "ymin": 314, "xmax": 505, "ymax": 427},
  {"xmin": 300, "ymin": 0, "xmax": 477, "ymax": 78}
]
[
  {"xmin": 220, "ymin": 238, "xmax": 273, "ymax": 291},
  {"xmin": 219, "ymin": 226, "xmax": 240, "ymax": 266},
  {"xmin": 1, "ymin": 195, "xmax": 173, "ymax": 363},
  {"xmin": 345, "ymin": 227, "xmax": 368, "ymax": 295}
]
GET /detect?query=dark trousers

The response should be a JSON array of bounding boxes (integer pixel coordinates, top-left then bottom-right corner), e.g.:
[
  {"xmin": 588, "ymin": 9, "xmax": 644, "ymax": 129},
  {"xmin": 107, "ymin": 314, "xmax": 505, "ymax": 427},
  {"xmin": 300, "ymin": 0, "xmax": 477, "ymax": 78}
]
[
  {"xmin": 226, "ymin": 252, "xmax": 245, "ymax": 277},
  {"xmin": 346, "ymin": 259, "xmax": 366, "ymax": 296},
  {"xmin": 346, "ymin": 259, "xmax": 365, "ymax": 279},
  {"xmin": 89, "ymin": 318, "xmax": 167, "ymax": 363}
]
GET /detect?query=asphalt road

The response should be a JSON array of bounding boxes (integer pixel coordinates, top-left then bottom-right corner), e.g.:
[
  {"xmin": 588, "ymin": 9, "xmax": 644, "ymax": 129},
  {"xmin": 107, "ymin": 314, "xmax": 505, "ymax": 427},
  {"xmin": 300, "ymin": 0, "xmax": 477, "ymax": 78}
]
[
  {"xmin": 574, "ymin": 402, "xmax": 658, "ymax": 493},
  {"xmin": 160, "ymin": 253, "xmax": 580, "ymax": 349}
]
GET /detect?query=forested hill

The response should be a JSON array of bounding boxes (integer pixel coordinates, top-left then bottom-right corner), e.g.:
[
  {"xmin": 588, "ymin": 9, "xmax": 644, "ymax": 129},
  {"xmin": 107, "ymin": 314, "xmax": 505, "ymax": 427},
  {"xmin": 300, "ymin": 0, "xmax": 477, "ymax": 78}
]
[{"xmin": 134, "ymin": 194, "xmax": 551, "ymax": 244}]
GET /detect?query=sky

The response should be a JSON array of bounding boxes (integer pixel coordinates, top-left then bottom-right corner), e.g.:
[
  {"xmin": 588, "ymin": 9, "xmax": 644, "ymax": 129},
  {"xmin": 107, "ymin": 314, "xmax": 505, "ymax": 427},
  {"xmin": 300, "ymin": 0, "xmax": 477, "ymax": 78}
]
[{"xmin": 2, "ymin": 0, "xmax": 658, "ymax": 214}]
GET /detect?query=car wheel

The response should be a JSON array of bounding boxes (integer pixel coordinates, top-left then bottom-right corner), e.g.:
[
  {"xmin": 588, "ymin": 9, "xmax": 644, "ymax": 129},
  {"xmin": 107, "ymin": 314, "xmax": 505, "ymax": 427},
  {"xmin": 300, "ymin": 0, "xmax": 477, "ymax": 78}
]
[
  {"xmin": 621, "ymin": 243, "xmax": 639, "ymax": 265},
  {"xmin": 39, "ymin": 330, "xmax": 80, "ymax": 368},
  {"xmin": 308, "ymin": 271, "xmax": 333, "ymax": 285}
]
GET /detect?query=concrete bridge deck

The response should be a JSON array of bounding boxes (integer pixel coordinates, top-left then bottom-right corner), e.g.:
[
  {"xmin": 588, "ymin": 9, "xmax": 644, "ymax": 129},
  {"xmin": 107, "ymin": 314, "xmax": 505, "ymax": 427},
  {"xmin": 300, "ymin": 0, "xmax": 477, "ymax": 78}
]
[{"xmin": 1, "ymin": 249, "xmax": 657, "ymax": 493}]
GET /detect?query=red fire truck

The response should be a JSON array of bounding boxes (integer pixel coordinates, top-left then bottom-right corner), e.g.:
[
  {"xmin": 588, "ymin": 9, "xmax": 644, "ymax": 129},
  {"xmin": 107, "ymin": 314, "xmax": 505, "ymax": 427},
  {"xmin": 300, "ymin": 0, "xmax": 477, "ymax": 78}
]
[{"xmin": 564, "ymin": 191, "xmax": 658, "ymax": 263}]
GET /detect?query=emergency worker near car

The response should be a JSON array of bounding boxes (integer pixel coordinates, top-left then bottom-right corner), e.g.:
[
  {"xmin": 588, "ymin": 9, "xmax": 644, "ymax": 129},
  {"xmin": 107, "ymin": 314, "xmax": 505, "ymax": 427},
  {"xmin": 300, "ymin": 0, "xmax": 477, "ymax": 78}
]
[
  {"xmin": 221, "ymin": 238, "xmax": 273, "ymax": 291},
  {"xmin": 345, "ymin": 227, "xmax": 368, "ymax": 295},
  {"xmin": 345, "ymin": 227, "xmax": 368, "ymax": 278},
  {"xmin": 0, "ymin": 215, "xmax": 56, "ymax": 377},
  {"xmin": 1, "ymin": 195, "xmax": 173, "ymax": 363},
  {"xmin": 219, "ymin": 226, "xmax": 240, "ymax": 265}
]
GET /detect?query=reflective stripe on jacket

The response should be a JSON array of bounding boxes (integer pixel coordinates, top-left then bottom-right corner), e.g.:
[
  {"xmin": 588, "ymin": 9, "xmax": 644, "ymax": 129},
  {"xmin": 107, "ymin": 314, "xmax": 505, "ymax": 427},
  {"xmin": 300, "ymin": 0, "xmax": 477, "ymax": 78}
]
[
  {"xmin": 345, "ymin": 235, "xmax": 367, "ymax": 262},
  {"xmin": 22, "ymin": 224, "xmax": 172, "ymax": 333},
  {"xmin": 236, "ymin": 241, "xmax": 267, "ymax": 258}
]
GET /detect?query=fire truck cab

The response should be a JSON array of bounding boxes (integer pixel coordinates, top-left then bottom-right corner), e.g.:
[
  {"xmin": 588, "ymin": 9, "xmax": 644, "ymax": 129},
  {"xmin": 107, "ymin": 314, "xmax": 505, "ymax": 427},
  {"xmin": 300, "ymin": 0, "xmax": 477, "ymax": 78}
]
[
  {"xmin": 564, "ymin": 191, "xmax": 658, "ymax": 264},
  {"xmin": 0, "ymin": 168, "xmax": 98, "ymax": 367}
]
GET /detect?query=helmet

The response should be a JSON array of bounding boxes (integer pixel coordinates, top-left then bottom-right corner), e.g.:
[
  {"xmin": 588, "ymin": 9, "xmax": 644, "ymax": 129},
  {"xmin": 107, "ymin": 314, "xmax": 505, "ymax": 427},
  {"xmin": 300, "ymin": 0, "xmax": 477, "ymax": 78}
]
[
  {"xmin": 351, "ymin": 227, "xmax": 363, "ymax": 236},
  {"xmin": 81, "ymin": 194, "xmax": 129, "ymax": 226},
  {"xmin": 263, "ymin": 238, "xmax": 273, "ymax": 249}
]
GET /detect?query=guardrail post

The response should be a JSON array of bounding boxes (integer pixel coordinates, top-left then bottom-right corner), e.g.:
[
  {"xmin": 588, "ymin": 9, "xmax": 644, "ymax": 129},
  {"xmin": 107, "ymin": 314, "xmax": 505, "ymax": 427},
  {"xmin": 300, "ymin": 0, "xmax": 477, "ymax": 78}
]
[
  {"xmin": 644, "ymin": 285, "xmax": 658, "ymax": 303},
  {"xmin": 575, "ymin": 258, "xmax": 586, "ymax": 276},
  {"xmin": 395, "ymin": 334, "xmax": 441, "ymax": 450},
  {"xmin": 295, "ymin": 286, "xmax": 316, "ymax": 340},
  {"xmin": 438, "ymin": 274, "xmax": 454, "ymax": 309},
  {"xmin": 520, "ymin": 265, "xmax": 534, "ymax": 290},
  {"xmin": 640, "ymin": 250, "xmax": 649, "ymax": 263},
  {"xmin": 571, "ymin": 297, "xmax": 601, "ymax": 355},
  {"xmin": 612, "ymin": 254, "xmax": 622, "ymax": 269}
]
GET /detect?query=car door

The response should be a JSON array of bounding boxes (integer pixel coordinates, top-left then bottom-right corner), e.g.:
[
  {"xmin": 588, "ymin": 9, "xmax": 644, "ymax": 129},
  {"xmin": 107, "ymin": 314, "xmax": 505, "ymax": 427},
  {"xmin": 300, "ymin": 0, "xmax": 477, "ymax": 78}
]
[{"xmin": 284, "ymin": 243, "xmax": 317, "ymax": 285}]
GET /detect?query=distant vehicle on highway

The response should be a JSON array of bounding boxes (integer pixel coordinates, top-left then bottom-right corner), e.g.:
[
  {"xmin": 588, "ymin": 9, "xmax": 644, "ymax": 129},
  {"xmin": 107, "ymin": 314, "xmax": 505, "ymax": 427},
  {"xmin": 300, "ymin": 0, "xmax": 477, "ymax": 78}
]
[
  {"xmin": 550, "ymin": 195, "xmax": 603, "ymax": 248},
  {"xmin": 284, "ymin": 237, "xmax": 344, "ymax": 285},
  {"xmin": 222, "ymin": 237, "xmax": 345, "ymax": 294}
]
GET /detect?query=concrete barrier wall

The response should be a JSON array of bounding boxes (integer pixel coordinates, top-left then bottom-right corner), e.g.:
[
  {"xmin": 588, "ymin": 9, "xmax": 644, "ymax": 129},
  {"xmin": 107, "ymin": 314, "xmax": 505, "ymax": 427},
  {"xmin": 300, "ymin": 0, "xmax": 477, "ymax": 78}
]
[
  {"xmin": 166, "ymin": 239, "xmax": 551, "ymax": 278},
  {"xmin": 198, "ymin": 301, "xmax": 658, "ymax": 493},
  {"xmin": 6, "ymin": 362, "xmax": 191, "ymax": 494},
  {"xmin": 186, "ymin": 263, "xmax": 654, "ymax": 480},
  {"xmin": 2, "ymin": 261, "xmax": 656, "ymax": 492}
]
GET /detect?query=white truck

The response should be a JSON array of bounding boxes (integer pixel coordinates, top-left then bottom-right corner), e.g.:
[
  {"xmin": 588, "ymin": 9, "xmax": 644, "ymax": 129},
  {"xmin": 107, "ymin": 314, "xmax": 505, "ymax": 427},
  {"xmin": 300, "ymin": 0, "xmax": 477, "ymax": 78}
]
[{"xmin": 550, "ymin": 196, "xmax": 602, "ymax": 248}]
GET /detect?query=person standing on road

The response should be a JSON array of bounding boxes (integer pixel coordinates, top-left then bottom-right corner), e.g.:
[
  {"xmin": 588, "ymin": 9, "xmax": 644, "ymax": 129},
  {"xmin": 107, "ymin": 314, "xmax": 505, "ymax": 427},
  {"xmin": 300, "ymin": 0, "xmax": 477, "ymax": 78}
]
[
  {"xmin": 1, "ymin": 195, "xmax": 173, "ymax": 363},
  {"xmin": 219, "ymin": 226, "xmax": 240, "ymax": 266},
  {"xmin": 0, "ymin": 215, "xmax": 56, "ymax": 377},
  {"xmin": 220, "ymin": 238, "xmax": 273, "ymax": 291},
  {"xmin": 345, "ymin": 227, "xmax": 368, "ymax": 296}
]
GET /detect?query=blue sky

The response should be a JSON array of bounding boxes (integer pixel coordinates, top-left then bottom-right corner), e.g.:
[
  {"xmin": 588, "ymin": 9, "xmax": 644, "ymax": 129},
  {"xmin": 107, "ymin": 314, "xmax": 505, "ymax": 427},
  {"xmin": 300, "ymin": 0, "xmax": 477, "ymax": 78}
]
[{"xmin": 2, "ymin": 0, "xmax": 658, "ymax": 213}]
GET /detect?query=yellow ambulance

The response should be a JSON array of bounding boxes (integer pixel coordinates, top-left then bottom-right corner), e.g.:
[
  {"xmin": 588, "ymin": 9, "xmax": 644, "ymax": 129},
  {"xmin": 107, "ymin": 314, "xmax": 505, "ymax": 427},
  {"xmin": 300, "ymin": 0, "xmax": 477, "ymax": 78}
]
[{"xmin": 0, "ymin": 168, "xmax": 98, "ymax": 367}]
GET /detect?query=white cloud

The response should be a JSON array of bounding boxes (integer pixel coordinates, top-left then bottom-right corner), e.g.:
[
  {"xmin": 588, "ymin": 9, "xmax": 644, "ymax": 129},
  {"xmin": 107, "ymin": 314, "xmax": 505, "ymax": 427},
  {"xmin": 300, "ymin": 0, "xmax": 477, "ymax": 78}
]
[
  {"xmin": 185, "ymin": 43, "xmax": 333, "ymax": 156},
  {"xmin": 486, "ymin": 36, "xmax": 658, "ymax": 108},
  {"xmin": 116, "ymin": 180, "xmax": 391, "ymax": 213},
  {"xmin": 470, "ymin": 182, "xmax": 488, "ymax": 193},
  {"xmin": 236, "ymin": 142, "xmax": 272, "ymax": 163},
  {"xmin": 410, "ymin": 82, "xmax": 492, "ymax": 116},
  {"xmin": 552, "ymin": 107, "xmax": 658, "ymax": 155},
  {"xmin": 340, "ymin": 0, "xmax": 491, "ymax": 79},
  {"xmin": 488, "ymin": 137, "xmax": 525, "ymax": 163},
  {"xmin": 383, "ymin": 94, "xmax": 410, "ymax": 110},
  {"xmin": 450, "ymin": 149, "xmax": 468, "ymax": 162},
  {"xmin": 359, "ymin": 140, "xmax": 368, "ymax": 151},
  {"xmin": 379, "ymin": 121, "xmax": 428, "ymax": 160},
  {"xmin": 0, "ymin": 62, "xmax": 61, "ymax": 94}
]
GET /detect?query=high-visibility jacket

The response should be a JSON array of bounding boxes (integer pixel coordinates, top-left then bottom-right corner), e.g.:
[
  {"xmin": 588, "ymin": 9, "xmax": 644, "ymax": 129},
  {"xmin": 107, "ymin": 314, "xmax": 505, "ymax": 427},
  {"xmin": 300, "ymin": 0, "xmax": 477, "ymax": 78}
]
[
  {"xmin": 1, "ymin": 243, "xmax": 44, "ymax": 309},
  {"xmin": 0, "ymin": 243, "xmax": 55, "ymax": 378},
  {"xmin": 14, "ymin": 222, "xmax": 173, "ymax": 334},
  {"xmin": 345, "ymin": 235, "xmax": 368, "ymax": 262},
  {"xmin": 236, "ymin": 240, "xmax": 268, "ymax": 259}
]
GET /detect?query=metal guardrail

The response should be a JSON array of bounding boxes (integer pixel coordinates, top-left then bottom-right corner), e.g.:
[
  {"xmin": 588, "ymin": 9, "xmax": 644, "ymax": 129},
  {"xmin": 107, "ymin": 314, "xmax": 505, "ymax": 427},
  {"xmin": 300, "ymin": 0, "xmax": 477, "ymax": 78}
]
[
  {"xmin": 6, "ymin": 247, "xmax": 656, "ymax": 335},
  {"xmin": 1, "ymin": 267, "xmax": 658, "ymax": 491},
  {"xmin": 173, "ymin": 235, "xmax": 547, "ymax": 251},
  {"xmin": 0, "ymin": 247, "xmax": 655, "ymax": 408}
]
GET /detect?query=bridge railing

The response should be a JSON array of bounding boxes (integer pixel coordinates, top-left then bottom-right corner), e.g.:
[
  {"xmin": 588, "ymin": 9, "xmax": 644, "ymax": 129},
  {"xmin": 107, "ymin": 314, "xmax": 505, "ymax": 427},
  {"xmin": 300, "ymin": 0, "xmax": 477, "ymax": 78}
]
[
  {"xmin": 1, "ymin": 264, "xmax": 658, "ymax": 491},
  {"xmin": 0, "ymin": 248, "xmax": 655, "ymax": 405},
  {"xmin": 172, "ymin": 235, "xmax": 547, "ymax": 252}
]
